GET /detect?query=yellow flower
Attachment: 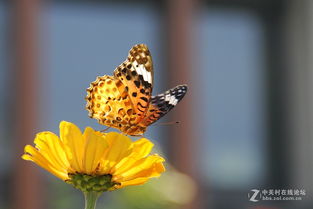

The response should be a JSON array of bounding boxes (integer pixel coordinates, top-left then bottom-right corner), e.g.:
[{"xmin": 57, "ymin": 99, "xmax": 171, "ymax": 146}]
[{"xmin": 22, "ymin": 121, "xmax": 165, "ymax": 192}]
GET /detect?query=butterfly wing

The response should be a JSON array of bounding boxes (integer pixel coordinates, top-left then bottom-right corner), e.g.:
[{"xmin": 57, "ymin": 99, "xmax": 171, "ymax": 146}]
[
  {"xmin": 113, "ymin": 44, "xmax": 153, "ymax": 123},
  {"xmin": 86, "ymin": 75, "xmax": 136, "ymax": 131},
  {"xmin": 139, "ymin": 85, "xmax": 188, "ymax": 126}
]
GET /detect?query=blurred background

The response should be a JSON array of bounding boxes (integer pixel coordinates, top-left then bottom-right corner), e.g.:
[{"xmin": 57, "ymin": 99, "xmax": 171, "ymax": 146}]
[{"xmin": 0, "ymin": 0, "xmax": 313, "ymax": 209}]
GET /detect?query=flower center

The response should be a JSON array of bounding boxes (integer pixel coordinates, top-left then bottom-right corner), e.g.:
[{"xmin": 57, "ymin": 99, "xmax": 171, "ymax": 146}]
[{"xmin": 67, "ymin": 173, "xmax": 119, "ymax": 193}]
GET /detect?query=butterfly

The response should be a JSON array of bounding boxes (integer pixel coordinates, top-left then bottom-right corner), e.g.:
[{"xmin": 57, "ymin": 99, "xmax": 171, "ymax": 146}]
[{"xmin": 85, "ymin": 44, "xmax": 187, "ymax": 136}]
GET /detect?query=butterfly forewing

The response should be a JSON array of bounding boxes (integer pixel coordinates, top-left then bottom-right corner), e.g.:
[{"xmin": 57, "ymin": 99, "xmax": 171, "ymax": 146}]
[
  {"xmin": 139, "ymin": 85, "xmax": 188, "ymax": 127},
  {"xmin": 113, "ymin": 44, "xmax": 154, "ymax": 123}
]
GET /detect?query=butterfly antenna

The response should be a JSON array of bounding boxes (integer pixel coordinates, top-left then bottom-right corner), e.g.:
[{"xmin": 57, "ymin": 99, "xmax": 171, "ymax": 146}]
[{"xmin": 153, "ymin": 121, "xmax": 180, "ymax": 126}]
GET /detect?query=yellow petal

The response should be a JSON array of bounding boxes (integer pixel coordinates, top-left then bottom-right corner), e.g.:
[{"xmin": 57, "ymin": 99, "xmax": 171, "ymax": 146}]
[
  {"xmin": 116, "ymin": 177, "xmax": 149, "ymax": 188},
  {"xmin": 113, "ymin": 155, "xmax": 165, "ymax": 182},
  {"xmin": 82, "ymin": 127, "xmax": 108, "ymax": 174},
  {"xmin": 100, "ymin": 132, "xmax": 132, "ymax": 173},
  {"xmin": 34, "ymin": 132, "xmax": 71, "ymax": 174},
  {"xmin": 22, "ymin": 145, "xmax": 68, "ymax": 180},
  {"xmin": 59, "ymin": 121, "xmax": 85, "ymax": 172},
  {"xmin": 131, "ymin": 138, "xmax": 154, "ymax": 158},
  {"xmin": 111, "ymin": 138, "xmax": 154, "ymax": 173}
]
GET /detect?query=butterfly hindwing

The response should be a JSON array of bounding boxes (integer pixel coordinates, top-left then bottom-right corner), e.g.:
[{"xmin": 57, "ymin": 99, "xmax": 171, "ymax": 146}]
[
  {"xmin": 113, "ymin": 44, "xmax": 154, "ymax": 122},
  {"xmin": 86, "ymin": 76, "xmax": 136, "ymax": 130},
  {"xmin": 139, "ymin": 85, "xmax": 188, "ymax": 126}
]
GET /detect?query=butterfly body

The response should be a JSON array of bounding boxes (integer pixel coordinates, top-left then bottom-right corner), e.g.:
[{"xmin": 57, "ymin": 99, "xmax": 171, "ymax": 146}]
[{"xmin": 86, "ymin": 44, "xmax": 187, "ymax": 135}]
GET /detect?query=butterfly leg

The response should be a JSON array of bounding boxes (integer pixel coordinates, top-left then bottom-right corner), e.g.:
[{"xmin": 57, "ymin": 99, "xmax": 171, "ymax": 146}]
[
  {"xmin": 131, "ymin": 134, "xmax": 145, "ymax": 137},
  {"xmin": 100, "ymin": 126, "xmax": 111, "ymax": 132}
]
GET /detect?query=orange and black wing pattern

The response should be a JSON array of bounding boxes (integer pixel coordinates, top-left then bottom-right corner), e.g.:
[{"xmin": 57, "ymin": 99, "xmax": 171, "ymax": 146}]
[{"xmin": 139, "ymin": 85, "xmax": 188, "ymax": 127}]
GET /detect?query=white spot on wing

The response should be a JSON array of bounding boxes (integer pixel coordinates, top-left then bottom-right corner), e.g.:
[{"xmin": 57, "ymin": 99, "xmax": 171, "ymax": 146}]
[
  {"xmin": 134, "ymin": 61, "xmax": 152, "ymax": 84},
  {"xmin": 165, "ymin": 94, "xmax": 178, "ymax": 106},
  {"xmin": 169, "ymin": 96, "xmax": 178, "ymax": 105},
  {"xmin": 147, "ymin": 72, "xmax": 152, "ymax": 84},
  {"xmin": 142, "ymin": 67, "xmax": 149, "ymax": 82},
  {"xmin": 134, "ymin": 61, "xmax": 143, "ymax": 76}
]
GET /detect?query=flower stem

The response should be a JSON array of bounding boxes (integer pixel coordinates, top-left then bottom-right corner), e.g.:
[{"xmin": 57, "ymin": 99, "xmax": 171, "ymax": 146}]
[{"xmin": 84, "ymin": 191, "xmax": 100, "ymax": 209}]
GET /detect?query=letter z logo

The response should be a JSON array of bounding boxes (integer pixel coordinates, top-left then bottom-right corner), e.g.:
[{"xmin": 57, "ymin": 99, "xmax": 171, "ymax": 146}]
[{"xmin": 248, "ymin": 189, "xmax": 260, "ymax": 202}]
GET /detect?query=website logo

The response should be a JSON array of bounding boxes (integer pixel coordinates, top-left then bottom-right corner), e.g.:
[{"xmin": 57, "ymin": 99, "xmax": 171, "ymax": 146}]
[
  {"xmin": 248, "ymin": 189, "xmax": 261, "ymax": 202},
  {"xmin": 248, "ymin": 189, "xmax": 306, "ymax": 202}
]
